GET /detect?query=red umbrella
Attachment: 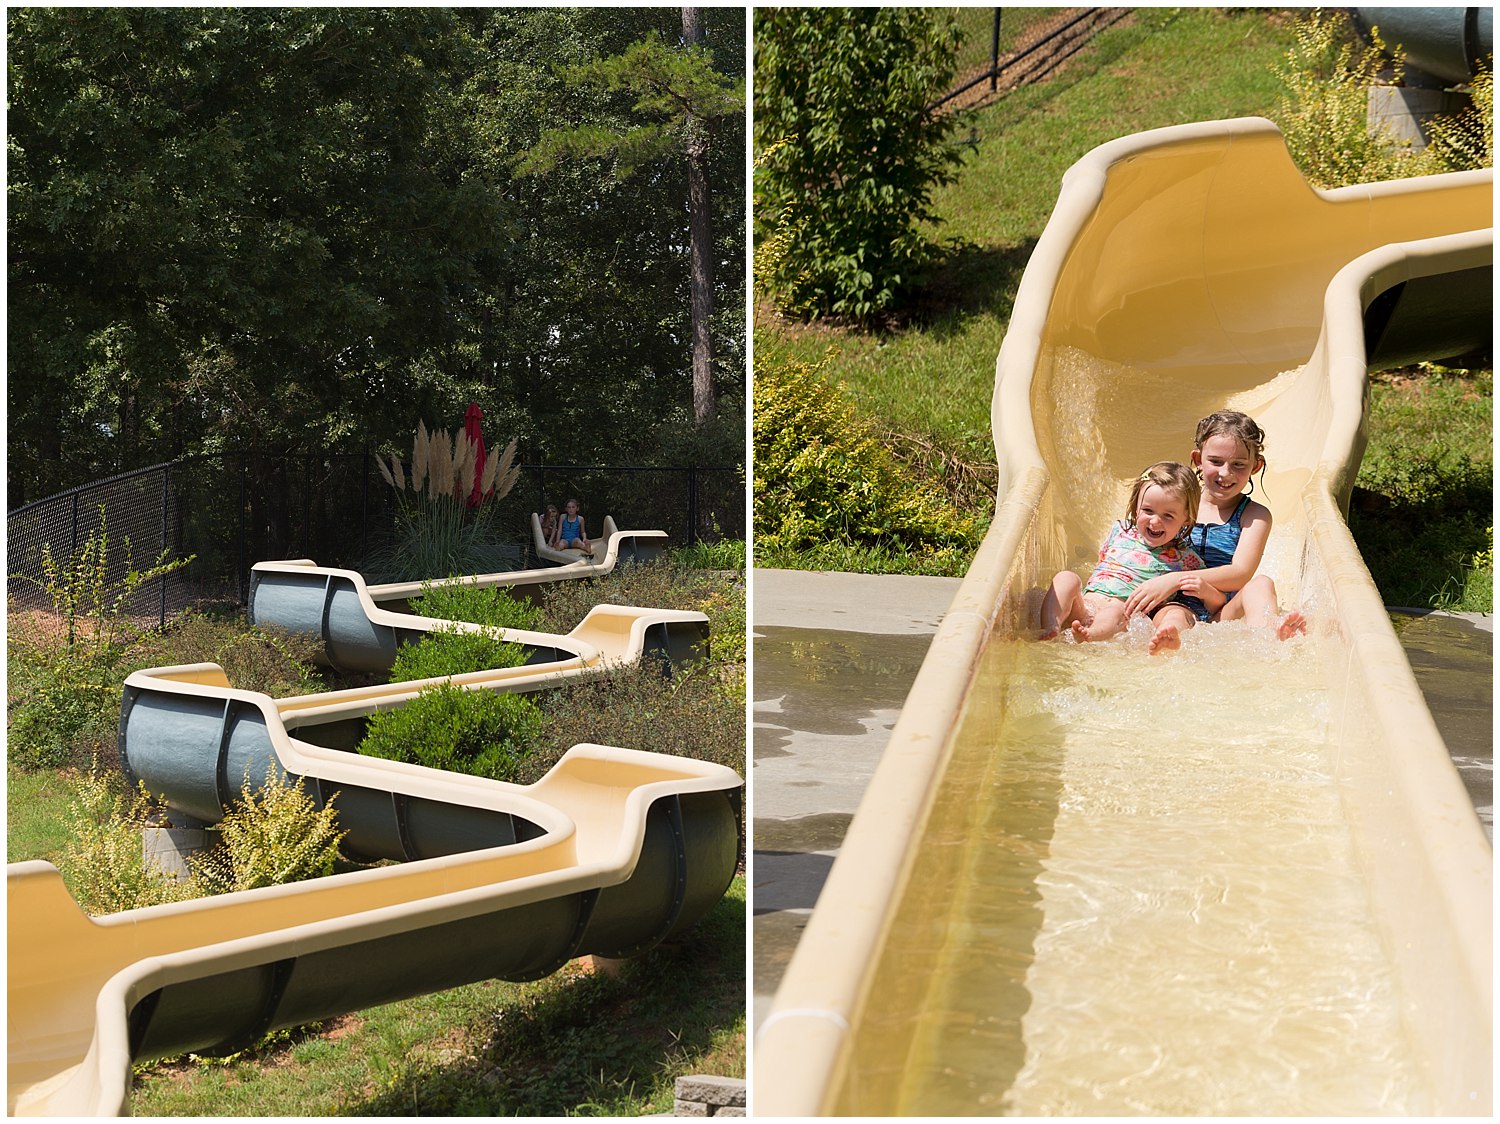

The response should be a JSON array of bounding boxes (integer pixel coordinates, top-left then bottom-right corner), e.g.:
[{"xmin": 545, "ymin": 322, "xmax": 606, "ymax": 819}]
[{"xmin": 462, "ymin": 402, "xmax": 488, "ymax": 508}]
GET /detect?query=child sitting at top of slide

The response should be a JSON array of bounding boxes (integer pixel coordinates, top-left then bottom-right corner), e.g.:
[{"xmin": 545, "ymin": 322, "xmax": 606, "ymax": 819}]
[
  {"xmin": 550, "ymin": 498, "xmax": 591, "ymax": 554},
  {"xmin": 1042, "ymin": 461, "xmax": 1222, "ymax": 655},
  {"xmin": 1121, "ymin": 410, "xmax": 1306, "ymax": 640}
]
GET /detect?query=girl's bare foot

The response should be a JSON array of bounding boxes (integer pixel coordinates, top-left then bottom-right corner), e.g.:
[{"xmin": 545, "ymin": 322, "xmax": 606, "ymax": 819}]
[
  {"xmin": 1148, "ymin": 623, "xmax": 1182, "ymax": 654},
  {"xmin": 1070, "ymin": 620, "xmax": 1093, "ymax": 642},
  {"xmin": 1276, "ymin": 610, "xmax": 1308, "ymax": 641}
]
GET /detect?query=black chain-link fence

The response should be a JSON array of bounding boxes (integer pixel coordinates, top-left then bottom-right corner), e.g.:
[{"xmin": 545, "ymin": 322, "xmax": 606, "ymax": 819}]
[{"xmin": 7, "ymin": 454, "xmax": 743, "ymax": 644}]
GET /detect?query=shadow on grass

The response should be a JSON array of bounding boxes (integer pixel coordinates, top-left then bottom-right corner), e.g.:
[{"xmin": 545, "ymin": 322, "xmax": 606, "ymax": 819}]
[
  {"xmin": 904, "ymin": 237, "xmax": 1040, "ymax": 340},
  {"xmin": 1349, "ymin": 503, "xmax": 1491, "ymax": 610},
  {"xmin": 339, "ymin": 888, "xmax": 745, "ymax": 1116}
]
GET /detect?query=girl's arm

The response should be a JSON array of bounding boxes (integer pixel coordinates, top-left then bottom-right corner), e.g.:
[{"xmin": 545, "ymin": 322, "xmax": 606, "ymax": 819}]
[
  {"xmin": 1197, "ymin": 502, "xmax": 1272, "ymax": 591},
  {"xmin": 1123, "ymin": 503, "xmax": 1272, "ymax": 616}
]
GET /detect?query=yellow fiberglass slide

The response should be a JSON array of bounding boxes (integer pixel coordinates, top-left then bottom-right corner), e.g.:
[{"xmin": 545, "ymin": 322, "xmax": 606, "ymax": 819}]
[
  {"xmin": 10, "ymin": 743, "xmax": 741, "ymax": 1116},
  {"xmin": 755, "ymin": 118, "xmax": 1491, "ymax": 1115}
]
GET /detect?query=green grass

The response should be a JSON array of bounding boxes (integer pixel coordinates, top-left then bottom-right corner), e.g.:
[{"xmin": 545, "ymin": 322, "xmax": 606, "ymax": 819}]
[
  {"xmin": 756, "ymin": 538, "xmax": 974, "ymax": 578},
  {"xmin": 756, "ymin": 8, "xmax": 1301, "ymax": 465},
  {"xmin": 668, "ymin": 538, "xmax": 747, "ymax": 571},
  {"xmin": 6, "ymin": 763, "xmax": 78, "ymax": 863},
  {"xmin": 1349, "ymin": 368, "xmax": 1493, "ymax": 611},
  {"xmin": 130, "ymin": 876, "xmax": 746, "ymax": 1116}
]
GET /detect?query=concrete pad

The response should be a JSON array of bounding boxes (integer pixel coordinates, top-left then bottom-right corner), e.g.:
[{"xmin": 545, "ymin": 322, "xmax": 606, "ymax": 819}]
[
  {"xmin": 751, "ymin": 569, "xmax": 959, "ymax": 1033},
  {"xmin": 751, "ymin": 568, "xmax": 962, "ymax": 634}
]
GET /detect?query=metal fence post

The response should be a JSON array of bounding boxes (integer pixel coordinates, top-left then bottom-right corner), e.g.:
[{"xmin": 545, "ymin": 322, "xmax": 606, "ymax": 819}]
[
  {"xmin": 360, "ymin": 449, "xmax": 370, "ymax": 565},
  {"xmin": 160, "ymin": 463, "xmax": 171, "ymax": 628},
  {"xmin": 687, "ymin": 466, "xmax": 700, "ymax": 546},
  {"xmin": 991, "ymin": 9, "xmax": 1002, "ymax": 91}
]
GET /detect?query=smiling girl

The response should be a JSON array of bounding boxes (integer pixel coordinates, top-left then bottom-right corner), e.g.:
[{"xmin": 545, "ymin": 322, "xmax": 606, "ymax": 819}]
[{"xmin": 1041, "ymin": 461, "xmax": 1217, "ymax": 654}]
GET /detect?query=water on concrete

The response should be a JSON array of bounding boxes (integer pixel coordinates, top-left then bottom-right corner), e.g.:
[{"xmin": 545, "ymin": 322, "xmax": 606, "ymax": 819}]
[
  {"xmin": 1390, "ymin": 611, "xmax": 1492, "ymax": 840},
  {"xmin": 751, "ymin": 626, "xmax": 937, "ymax": 1030}
]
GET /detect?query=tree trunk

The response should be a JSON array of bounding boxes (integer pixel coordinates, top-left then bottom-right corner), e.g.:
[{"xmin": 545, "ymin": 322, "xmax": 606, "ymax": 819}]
[{"xmin": 683, "ymin": 6, "xmax": 716, "ymax": 426}]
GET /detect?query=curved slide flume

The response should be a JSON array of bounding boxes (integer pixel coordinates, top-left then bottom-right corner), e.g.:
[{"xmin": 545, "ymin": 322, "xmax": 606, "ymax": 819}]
[
  {"xmin": 121, "ymin": 594, "xmax": 709, "ymax": 842},
  {"xmin": 755, "ymin": 119, "xmax": 1491, "ymax": 1114},
  {"xmin": 250, "ymin": 522, "xmax": 672, "ymax": 674},
  {"xmin": 9, "ymin": 744, "xmax": 740, "ymax": 1117}
]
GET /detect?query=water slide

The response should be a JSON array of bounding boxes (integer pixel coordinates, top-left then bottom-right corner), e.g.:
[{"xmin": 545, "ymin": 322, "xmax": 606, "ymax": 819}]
[
  {"xmin": 249, "ymin": 518, "xmax": 670, "ymax": 673},
  {"xmin": 13, "ymin": 533, "xmax": 729, "ymax": 1113},
  {"xmin": 9, "ymin": 744, "xmax": 741, "ymax": 1116},
  {"xmin": 754, "ymin": 119, "xmax": 1491, "ymax": 1114}
]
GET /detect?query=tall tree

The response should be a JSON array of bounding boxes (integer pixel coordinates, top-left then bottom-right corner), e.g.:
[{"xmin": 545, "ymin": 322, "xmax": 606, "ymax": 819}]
[
  {"xmin": 682, "ymin": 7, "xmax": 716, "ymax": 426},
  {"xmin": 7, "ymin": 7, "xmax": 746, "ymax": 507},
  {"xmin": 7, "ymin": 8, "xmax": 505, "ymax": 503},
  {"xmin": 517, "ymin": 7, "xmax": 743, "ymax": 428}
]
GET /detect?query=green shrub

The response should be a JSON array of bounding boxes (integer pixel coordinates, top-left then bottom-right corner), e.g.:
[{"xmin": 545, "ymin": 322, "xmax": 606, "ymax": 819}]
[
  {"xmin": 753, "ymin": 352, "xmax": 981, "ymax": 556},
  {"xmin": 359, "ymin": 684, "xmax": 544, "ymax": 782},
  {"xmin": 7, "ymin": 651, "xmax": 121, "ymax": 770},
  {"xmin": 410, "ymin": 579, "xmax": 546, "ymax": 633},
  {"xmin": 8, "ymin": 510, "xmax": 197, "ymax": 771},
  {"xmin": 1424, "ymin": 66, "xmax": 1492, "ymax": 172},
  {"xmin": 669, "ymin": 538, "xmax": 747, "ymax": 571},
  {"xmin": 754, "ymin": 7, "xmax": 967, "ymax": 323},
  {"xmin": 193, "ymin": 765, "xmax": 346, "ymax": 894},
  {"xmin": 9, "ymin": 507, "xmax": 194, "ymax": 656},
  {"xmin": 1271, "ymin": 11, "xmax": 1443, "ymax": 187},
  {"xmin": 131, "ymin": 610, "xmax": 328, "ymax": 698},
  {"xmin": 389, "ymin": 626, "xmax": 531, "ymax": 684},
  {"xmin": 520, "ymin": 659, "xmax": 744, "ymax": 786}
]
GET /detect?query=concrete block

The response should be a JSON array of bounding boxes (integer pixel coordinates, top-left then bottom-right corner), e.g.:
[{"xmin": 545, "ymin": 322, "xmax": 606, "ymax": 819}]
[{"xmin": 674, "ymin": 1075, "xmax": 746, "ymax": 1108}]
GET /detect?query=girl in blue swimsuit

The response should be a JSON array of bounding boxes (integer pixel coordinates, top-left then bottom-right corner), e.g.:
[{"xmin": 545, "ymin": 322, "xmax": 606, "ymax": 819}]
[
  {"xmin": 1123, "ymin": 411, "xmax": 1306, "ymax": 639},
  {"xmin": 552, "ymin": 498, "xmax": 591, "ymax": 553}
]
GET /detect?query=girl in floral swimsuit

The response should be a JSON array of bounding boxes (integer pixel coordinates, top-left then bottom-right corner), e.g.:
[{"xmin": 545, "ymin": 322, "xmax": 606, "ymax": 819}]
[{"xmin": 1041, "ymin": 461, "xmax": 1223, "ymax": 655}]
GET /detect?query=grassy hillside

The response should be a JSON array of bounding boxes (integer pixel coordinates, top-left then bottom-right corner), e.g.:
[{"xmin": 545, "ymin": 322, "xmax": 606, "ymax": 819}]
[{"xmin": 756, "ymin": 8, "xmax": 1301, "ymax": 472}]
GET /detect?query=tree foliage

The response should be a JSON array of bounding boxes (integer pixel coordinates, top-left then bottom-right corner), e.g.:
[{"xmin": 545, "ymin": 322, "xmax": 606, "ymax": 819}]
[
  {"xmin": 754, "ymin": 7, "xmax": 967, "ymax": 325},
  {"xmin": 7, "ymin": 7, "xmax": 745, "ymax": 507}
]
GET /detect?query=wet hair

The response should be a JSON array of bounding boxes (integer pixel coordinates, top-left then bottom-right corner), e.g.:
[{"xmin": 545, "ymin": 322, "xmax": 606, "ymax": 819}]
[
  {"xmin": 1126, "ymin": 461, "xmax": 1200, "ymax": 544},
  {"xmin": 1194, "ymin": 410, "xmax": 1266, "ymax": 467}
]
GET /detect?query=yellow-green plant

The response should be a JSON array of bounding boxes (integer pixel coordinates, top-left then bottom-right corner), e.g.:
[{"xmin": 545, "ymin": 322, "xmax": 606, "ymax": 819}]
[
  {"xmin": 1271, "ymin": 11, "xmax": 1442, "ymax": 188},
  {"xmin": 753, "ymin": 351, "xmax": 981, "ymax": 557},
  {"xmin": 57, "ymin": 768, "xmax": 193, "ymax": 915},
  {"xmin": 8, "ymin": 510, "xmax": 194, "ymax": 769},
  {"xmin": 369, "ymin": 421, "xmax": 522, "ymax": 581},
  {"xmin": 1425, "ymin": 66, "xmax": 1493, "ymax": 172},
  {"xmin": 14, "ymin": 507, "xmax": 193, "ymax": 654},
  {"xmin": 193, "ymin": 764, "xmax": 346, "ymax": 894}
]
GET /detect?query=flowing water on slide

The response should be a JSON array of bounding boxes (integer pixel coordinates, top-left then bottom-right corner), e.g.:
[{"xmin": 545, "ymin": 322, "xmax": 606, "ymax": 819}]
[{"xmin": 877, "ymin": 622, "xmax": 1430, "ymax": 1114}]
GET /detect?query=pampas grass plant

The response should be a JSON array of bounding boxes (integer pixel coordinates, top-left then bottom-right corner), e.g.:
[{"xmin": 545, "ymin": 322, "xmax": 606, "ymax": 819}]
[{"xmin": 369, "ymin": 422, "xmax": 523, "ymax": 581}]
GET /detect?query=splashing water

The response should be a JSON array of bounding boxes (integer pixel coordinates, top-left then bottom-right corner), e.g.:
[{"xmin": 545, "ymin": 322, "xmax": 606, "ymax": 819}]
[{"xmin": 884, "ymin": 624, "xmax": 1431, "ymax": 1116}]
